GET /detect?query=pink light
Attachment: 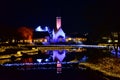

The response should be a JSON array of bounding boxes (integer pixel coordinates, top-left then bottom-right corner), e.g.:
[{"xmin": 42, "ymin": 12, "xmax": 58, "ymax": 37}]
[{"xmin": 56, "ymin": 17, "xmax": 61, "ymax": 30}]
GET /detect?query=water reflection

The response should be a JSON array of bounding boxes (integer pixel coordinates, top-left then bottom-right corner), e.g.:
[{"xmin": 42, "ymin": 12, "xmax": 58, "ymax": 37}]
[
  {"xmin": 52, "ymin": 50, "xmax": 66, "ymax": 62},
  {"xmin": 0, "ymin": 48, "xmax": 87, "ymax": 64},
  {"xmin": 0, "ymin": 48, "xmax": 88, "ymax": 73},
  {"xmin": 110, "ymin": 46, "xmax": 120, "ymax": 58},
  {"xmin": 57, "ymin": 61, "xmax": 62, "ymax": 74}
]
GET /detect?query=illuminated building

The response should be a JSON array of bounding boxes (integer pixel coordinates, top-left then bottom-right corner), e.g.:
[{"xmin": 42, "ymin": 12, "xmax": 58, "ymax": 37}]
[
  {"xmin": 6, "ymin": 17, "xmax": 86, "ymax": 44},
  {"xmin": 34, "ymin": 17, "xmax": 66, "ymax": 43},
  {"xmin": 52, "ymin": 17, "xmax": 65, "ymax": 42}
]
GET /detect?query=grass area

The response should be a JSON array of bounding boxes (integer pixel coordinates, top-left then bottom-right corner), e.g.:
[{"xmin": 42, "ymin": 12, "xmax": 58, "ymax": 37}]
[{"xmin": 79, "ymin": 57, "xmax": 120, "ymax": 78}]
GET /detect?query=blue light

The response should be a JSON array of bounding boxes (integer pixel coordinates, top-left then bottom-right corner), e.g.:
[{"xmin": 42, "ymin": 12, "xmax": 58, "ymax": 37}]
[
  {"xmin": 44, "ymin": 26, "xmax": 49, "ymax": 31},
  {"xmin": 35, "ymin": 26, "xmax": 44, "ymax": 32},
  {"xmin": 45, "ymin": 59, "xmax": 49, "ymax": 62},
  {"xmin": 52, "ymin": 28, "xmax": 65, "ymax": 42},
  {"xmin": 80, "ymin": 56, "xmax": 88, "ymax": 62},
  {"xmin": 35, "ymin": 26, "xmax": 49, "ymax": 32}
]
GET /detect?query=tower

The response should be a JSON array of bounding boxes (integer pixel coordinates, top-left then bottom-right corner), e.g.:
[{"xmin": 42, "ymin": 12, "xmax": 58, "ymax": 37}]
[
  {"xmin": 52, "ymin": 17, "xmax": 65, "ymax": 42},
  {"xmin": 56, "ymin": 17, "xmax": 61, "ymax": 30}
]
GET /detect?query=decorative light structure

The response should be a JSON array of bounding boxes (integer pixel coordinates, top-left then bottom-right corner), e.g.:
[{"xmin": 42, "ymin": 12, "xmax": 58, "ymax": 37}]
[
  {"xmin": 52, "ymin": 17, "xmax": 65, "ymax": 42},
  {"xmin": 34, "ymin": 17, "xmax": 66, "ymax": 43},
  {"xmin": 56, "ymin": 17, "xmax": 61, "ymax": 30}
]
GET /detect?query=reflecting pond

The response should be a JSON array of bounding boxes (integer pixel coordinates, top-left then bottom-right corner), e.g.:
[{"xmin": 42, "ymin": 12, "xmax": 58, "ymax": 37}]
[
  {"xmin": 0, "ymin": 47, "xmax": 117, "ymax": 80},
  {"xmin": 0, "ymin": 47, "xmax": 112, "ymax": 69},
  {"xmin": 0, "ymin": 48, "xmax": 88, "ymax": 76}
]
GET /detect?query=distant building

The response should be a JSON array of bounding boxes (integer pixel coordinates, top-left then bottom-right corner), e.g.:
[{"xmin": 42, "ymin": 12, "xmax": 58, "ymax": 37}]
[
  {"xmin": 65, "ymin": 32, "xmax": 87, "ymax": 44},
  {"xmin": 90, "ymin": 32, "xmax": 120, "ymax": 46}
]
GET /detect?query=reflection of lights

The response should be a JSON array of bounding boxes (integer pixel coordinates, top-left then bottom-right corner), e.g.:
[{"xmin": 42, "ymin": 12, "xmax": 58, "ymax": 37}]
[
  {"xmin": 32, "ymin": 47, "xmax": 36, "ymax": 50},
  {"xmin": 111, "ymin": 47, "xmax": 120, "ymax": 58},
  {"xmin": 57, "ymin": 61, "xmax": 62, "ymax": 74},
  {"xmin": 53, "ymin": 50, "xmax": 66, "ymax": 62},
  {"xmin": 80, "ymin": 56, "xmax": 88, "ymax": 62},
  {"xmin": 37, "ymin": 59, "xmax": 42, "ymax": 63},
  {"xmin": 0, "ymin": 59, "xmax": 11, "ymax": 64}
]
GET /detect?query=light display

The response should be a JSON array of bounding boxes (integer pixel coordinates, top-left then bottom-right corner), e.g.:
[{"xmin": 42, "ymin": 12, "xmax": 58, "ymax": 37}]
[
  {"xmin": 35, "ymin": 17, "xmax": 65, "ymax": 43},
  {"xmin": 56, "ymin": 17, "xmax": 61, "ymax": 30},
  {"xmin": 52, "ymin": 17, "xmax": 65, "ymax": 42},
  {"xmin": 35, "ymin": 26, "xmax": 49, "ymax": 32}
]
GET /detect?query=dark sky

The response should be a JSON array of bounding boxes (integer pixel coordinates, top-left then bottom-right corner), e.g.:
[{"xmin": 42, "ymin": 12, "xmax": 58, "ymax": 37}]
[{"xmin": 0, "ymin": 0, "xmax": 120, "ymax": 33}]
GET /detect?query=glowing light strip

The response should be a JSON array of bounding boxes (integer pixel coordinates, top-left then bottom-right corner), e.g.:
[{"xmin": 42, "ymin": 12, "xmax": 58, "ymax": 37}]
[{"xmin": 3, "ymin": 62, "xmax": 79, "ymax": 67}]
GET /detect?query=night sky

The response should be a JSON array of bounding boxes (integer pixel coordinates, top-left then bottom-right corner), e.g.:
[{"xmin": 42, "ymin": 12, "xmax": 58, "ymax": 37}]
[{"xmin": 0, "ymin": 0, "xmax": 120, "ymax": 33}]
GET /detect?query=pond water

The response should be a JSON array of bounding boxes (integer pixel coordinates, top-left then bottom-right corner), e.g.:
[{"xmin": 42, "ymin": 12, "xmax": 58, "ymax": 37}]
[
  {"xmin": 0, "ymin": 48, "xmax": 87, "ymax": 68},
  {"xmin": 0, "ymin": 47, "xmax": 111, "ymax": 70},
  {"xmin": 0, "ymin": 47, "xmax": 115, "ymax": 80}
]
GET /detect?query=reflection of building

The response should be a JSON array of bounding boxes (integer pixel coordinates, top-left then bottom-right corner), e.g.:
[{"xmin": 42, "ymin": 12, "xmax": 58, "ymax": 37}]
[{"xmin": 52, "ymin": 50, "xmax": 66, "ymax": 62}]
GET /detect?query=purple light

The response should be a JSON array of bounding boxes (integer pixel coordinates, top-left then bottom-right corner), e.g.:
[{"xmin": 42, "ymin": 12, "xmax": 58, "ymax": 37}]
[{"xmin": 52, "ymin": 50, "xmax": 66, "ymax": 62}]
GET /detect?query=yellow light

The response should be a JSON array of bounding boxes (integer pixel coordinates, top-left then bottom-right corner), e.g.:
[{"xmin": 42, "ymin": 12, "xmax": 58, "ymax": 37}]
[
  {"xmin": 68, "ymin": 38, "xmax": 72, "ymax": 41},
  {"xmin": 114, "ymin": 40, "xmax": 118, "ymax": 43},
  {"xmin": 108, "ymin": 40, "xmax": 112, "ymax": 43}
]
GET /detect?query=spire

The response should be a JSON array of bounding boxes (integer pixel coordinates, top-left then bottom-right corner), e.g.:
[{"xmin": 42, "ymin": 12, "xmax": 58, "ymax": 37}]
[{"xmin": 56, "ymin": 17, "xmax": 61, "ymax": 30}]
